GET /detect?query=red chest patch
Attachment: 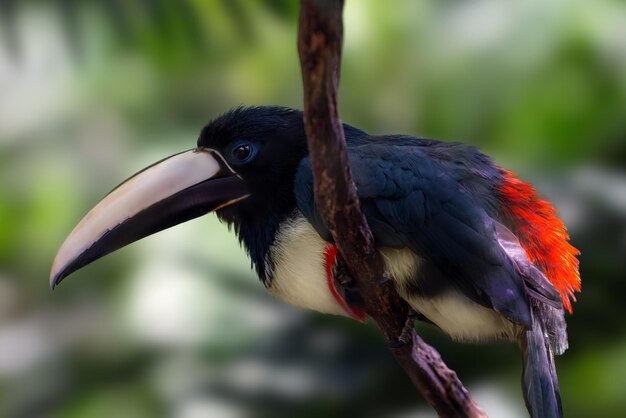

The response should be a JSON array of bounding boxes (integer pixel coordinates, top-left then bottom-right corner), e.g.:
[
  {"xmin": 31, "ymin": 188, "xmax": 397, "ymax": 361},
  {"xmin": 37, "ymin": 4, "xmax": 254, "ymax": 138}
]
[
  {"xmin": 324, "ymin": 245, "xmax": 368, "ymax": 322},
  {"xmin": 498, "ymin": 170, "xmax": 581, "ymax": 312}
]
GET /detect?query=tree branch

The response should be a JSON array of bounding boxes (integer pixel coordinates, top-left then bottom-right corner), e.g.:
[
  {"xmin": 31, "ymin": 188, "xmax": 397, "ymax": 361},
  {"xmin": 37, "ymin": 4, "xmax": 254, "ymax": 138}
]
[{"xmin": 297, "ymin": 1, "xmax": 487, "ymax": 417}]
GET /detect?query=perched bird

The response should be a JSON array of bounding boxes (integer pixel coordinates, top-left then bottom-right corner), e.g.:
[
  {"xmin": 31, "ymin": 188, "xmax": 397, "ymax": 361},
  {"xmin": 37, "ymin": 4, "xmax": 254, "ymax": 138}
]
[{"xmin": 51, "ymin": 106, "xmax": 580, "ymax": 418}]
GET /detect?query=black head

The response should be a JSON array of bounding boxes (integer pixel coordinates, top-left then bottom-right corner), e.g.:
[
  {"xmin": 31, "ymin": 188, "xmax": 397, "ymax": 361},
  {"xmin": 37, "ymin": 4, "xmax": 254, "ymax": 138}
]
[
  {"xmin": 198, "ymin": 106, "xmax": 308, "ymax": 221},
  {"xmin": 50, "ymin": 105, "xmax": 310, "ymax": 288},
  {"xmin": 198, "ymin": 106, "xmax": 310, "ymax": 278}
]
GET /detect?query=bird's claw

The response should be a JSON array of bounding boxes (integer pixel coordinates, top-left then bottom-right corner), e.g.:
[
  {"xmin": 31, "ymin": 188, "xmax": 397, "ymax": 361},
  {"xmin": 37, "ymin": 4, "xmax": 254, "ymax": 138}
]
[
  {"xmin": 387, "ymin": 313, "xmax": 417, "ymax": 348},
  {"xmin": 398, "ymin": 315, "xmax": 415, "ymax": 345}
]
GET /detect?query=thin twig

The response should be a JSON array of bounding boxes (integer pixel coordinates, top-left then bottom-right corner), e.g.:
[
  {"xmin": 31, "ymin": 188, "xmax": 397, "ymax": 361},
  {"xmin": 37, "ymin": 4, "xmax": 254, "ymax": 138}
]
[{"xmin": 297, "ymin": 1, "xmax": 487, "ymax": 416}]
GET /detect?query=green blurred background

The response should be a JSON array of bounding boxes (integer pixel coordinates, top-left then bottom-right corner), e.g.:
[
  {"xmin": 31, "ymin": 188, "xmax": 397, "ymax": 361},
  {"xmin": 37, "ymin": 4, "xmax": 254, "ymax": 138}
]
[{"xmin": 1, "ymin": 0, "xmax": 625, "ymax": 417}]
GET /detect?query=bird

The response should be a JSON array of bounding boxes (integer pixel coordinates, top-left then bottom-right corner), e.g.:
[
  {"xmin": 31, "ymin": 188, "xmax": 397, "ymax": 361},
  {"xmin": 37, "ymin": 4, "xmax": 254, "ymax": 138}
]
[{"xmin": 50, "ymin": 106, "xmax": 580, "ymax": 418}]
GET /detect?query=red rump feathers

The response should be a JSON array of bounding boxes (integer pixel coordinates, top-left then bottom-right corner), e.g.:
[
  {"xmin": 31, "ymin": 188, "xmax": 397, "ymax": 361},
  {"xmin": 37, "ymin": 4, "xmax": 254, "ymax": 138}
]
[{"xmin": 498, "ymin": 170, "xmax": 581, "ymax": 313}]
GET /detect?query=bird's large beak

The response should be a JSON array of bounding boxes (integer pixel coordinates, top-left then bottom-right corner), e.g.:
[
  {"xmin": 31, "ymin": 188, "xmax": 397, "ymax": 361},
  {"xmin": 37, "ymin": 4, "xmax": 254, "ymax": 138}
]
[{"xmin": 50, "ymin": 148, "xmax": 249, "ymax": 289}]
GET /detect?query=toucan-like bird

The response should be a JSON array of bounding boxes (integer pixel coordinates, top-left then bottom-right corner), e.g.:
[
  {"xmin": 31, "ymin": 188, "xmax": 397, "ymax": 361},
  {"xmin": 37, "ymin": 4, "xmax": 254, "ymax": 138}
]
[{"xmin": 50, "ymin": 106, "xmax": 580, "ymax": 418}]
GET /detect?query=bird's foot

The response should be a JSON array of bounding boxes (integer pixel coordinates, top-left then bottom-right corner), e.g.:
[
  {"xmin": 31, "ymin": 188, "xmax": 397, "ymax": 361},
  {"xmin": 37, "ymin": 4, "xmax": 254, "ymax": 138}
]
[
  {"xmin": 388, "ymin": 312, "xmax": 418, "ymax": 348},
  {"xmin": 398, "ymin": 312, "xmax": 417, "ymax": 345}
]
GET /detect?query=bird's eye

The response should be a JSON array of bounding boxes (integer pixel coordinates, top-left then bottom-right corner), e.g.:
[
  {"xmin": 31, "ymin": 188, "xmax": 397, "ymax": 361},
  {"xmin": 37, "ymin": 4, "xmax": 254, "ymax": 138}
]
[{"xmin": 230, "ymin": 142, "xmax": 256, "ymax": 163}]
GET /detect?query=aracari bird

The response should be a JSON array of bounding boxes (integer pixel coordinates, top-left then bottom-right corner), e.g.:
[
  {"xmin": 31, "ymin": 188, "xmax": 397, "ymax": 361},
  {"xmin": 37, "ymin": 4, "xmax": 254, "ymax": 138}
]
[{"xmin": 51, "ymin": 106, "xmax": 580, "ymax": 418}]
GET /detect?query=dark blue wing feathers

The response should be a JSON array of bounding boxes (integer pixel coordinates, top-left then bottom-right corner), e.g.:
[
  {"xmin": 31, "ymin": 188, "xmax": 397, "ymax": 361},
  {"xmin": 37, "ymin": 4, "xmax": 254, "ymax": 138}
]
[
  {"xmin": 294, "ymin": 161, "xmax": 334, "ymax": 243},
  {"xmin": 296, "ymin": 133, "xmax": 566, "ymax": 418},
  {"xmin": 295, "ymin": 140, "xmax": 532, "ymax": 327}
]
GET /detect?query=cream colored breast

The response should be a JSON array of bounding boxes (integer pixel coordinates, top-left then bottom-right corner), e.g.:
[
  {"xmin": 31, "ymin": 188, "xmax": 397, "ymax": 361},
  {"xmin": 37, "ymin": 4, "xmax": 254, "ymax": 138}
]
[
  {"xmin": 266, "ymin": 214, "xmax": 426, "ymax": 318},
  {"xmin": 265, "ymin": 215, "xmax": 517, "ymax": 341},
  {"xmin": 266, "ymin": 214, "xmax": 348, "ymax": 317}
]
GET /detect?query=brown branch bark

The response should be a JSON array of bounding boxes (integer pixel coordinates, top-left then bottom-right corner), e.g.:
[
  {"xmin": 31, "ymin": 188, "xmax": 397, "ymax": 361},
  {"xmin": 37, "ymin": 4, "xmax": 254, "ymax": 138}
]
[{"xmin": 297, "ymin": 1, "xmax": 487, "ymax": 417}]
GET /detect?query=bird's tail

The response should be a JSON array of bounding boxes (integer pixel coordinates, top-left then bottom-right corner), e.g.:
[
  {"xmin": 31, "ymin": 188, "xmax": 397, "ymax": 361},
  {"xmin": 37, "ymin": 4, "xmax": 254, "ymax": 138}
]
[{"xmin": 519, "ymin": 304, "xmax": 565, "ymax": 418}]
